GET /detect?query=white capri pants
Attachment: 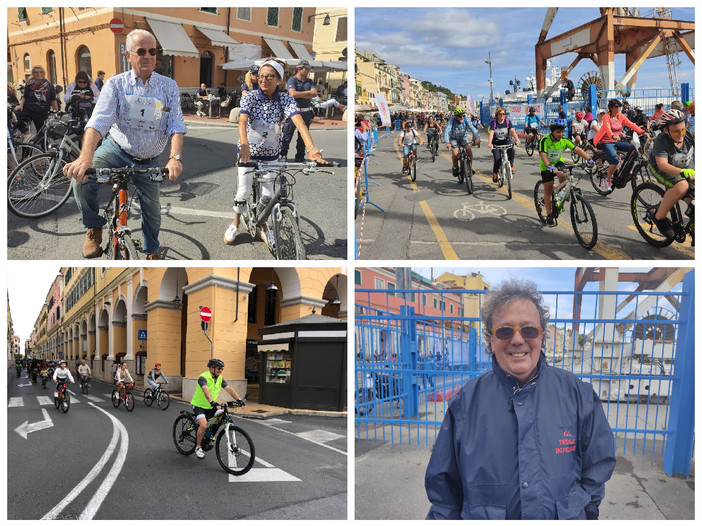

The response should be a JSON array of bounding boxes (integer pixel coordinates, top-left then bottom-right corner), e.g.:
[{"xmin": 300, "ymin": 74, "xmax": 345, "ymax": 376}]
[{"xmin": 233, "ymin": 166, "xmax": 275, "ymax": 214}]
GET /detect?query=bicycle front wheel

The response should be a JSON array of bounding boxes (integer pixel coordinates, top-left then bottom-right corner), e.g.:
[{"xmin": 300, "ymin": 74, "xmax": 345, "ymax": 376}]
[
  {"xmin": 630, "ymin": 182, "xmax": 675, "ymax": 247},
  {"xmin": 215, "ymin": 424, "xmax": 256, "ymax": 476},
  {"xmin": 125, "ymin": 393, "xmax": 135, "ymax": 411},
  {"xmin": 570, "ymin": 193, "xmax": 598, "ymax": 249},
  {"xmin": 410, "ymin": 155, "xmax": 417, "ymax": 182},
  {"xmin": 61, "ymin": 391, "xmax": 70, "ymax": 413},
  {"xmin": 504, "ymin": 162, "xmax": 512, "ymax": 200},
  {"xmin": 464, "ymin": 157, "xmax": 473, "ymax": 194},
  {"xmin": 144, "ymin": 388, "xmax": 154, "ymax": 406},
  {"xmin": 108, "ymin": 234, "xmax": 139, "ymax": 260},
  {"xmin": 173, "ymin": 414, "xmax": 197, "ymax": 455},
  {"xmin": 275, "ymin": 207, "xmax": 306, "ymax": 260},
  {"xmin": 631, "ymin": 163, "xmax": 652, "ymax": 190},
  {"xmin": 533, "ymin": 180, "xmax": 547, "ymax": 224},
  {"xmin": 157, "ymin": 391, "xmax": 170, "ymax": 411},
  {"xmin": 525, "ymin": 138, "xmax": 535, "ymax": 157},
  {"xmin": 54, "ymin": 391, "xmax": 61, "ymax": 409},
  {"xmin": 588, "ymin": 165, "xmax": 613, "ymax": 195},
  {"xmin": 7, "ymin": 152, "xmax": 73, "ymax": 218},
  {"xmin": 8, "ymin": 143, "xmax": 44, "ymax": 173}
]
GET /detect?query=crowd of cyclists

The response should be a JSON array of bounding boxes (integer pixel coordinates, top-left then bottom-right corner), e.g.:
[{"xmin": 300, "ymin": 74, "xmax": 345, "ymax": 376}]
[{"xmin": 356, "ymin": 96, "xmax": 694, "ymax": 243}]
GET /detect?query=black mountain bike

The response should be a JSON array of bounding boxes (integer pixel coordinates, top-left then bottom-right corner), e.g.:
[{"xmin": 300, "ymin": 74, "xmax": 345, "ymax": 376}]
[
  {"xmin": 173, "ymin": 399, "xmax": 255, "ymax": 476},
  {"xmin": 456, "ymin": 146, "xmax": 473, "ymax": 194},
  {"xmin": 144, "ymin": 382, "xmax": 170, "ymax": 410},
  {"xmin": 631, "ymin": 181, "xmax": 695, "ymax": 248}
]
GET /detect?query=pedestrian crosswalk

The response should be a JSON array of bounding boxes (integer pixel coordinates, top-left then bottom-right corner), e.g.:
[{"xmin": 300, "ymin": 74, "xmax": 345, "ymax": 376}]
[{"xmin": 8, "ymin": 392, "xmax": 114, "ymax": 408}]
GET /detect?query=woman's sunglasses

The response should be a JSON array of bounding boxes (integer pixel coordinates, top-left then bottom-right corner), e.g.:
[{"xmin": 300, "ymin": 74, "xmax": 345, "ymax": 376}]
[{"xmin": 491, "ymin": 325, "xmax": 542, "ymax": 340}]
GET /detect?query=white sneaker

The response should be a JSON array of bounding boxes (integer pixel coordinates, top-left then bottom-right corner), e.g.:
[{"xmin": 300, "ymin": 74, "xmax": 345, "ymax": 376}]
[
  {"xmin": 195, "ymin": 446, "xmax": 205, "ymax": 459},
  {"xmin": 223, "ymin": 223, "xmax": 240, "ymax": 245}
]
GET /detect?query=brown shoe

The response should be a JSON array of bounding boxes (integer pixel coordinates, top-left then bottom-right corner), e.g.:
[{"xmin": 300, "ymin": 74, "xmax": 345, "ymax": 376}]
[
  {"xmin": 146, "ymin": 253, "xmax": 161, "ymax": 260},
  {"xmin": 82, "ymin": 228, "xmax": 103, "ymax": 258}
]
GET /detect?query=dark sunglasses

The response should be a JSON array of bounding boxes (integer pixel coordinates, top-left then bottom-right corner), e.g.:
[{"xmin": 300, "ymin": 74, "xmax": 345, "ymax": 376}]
[
  {"xmin": 259, "ymin": 74, "xmax": 278, "ymax": 81},
  {"xmin": 133, "ymin": 47, "xmax": 158, "ymax": 57},
  {"xmin": 491, "ymin": 325, "xmax": 542, "ymax": 341}
]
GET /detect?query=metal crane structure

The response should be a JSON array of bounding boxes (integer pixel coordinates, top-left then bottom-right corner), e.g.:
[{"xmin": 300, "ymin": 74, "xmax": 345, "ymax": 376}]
[{"xmin": 535, "ymin": 7, "xmax": 694, "ymax": 99}]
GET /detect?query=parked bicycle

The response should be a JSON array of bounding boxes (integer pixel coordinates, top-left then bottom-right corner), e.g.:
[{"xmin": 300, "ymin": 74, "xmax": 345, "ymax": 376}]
[
  {"xmin": 534, "ymin": 164, "xmax": 598, "ymax": 249},
  {"xmin": 84, "ymin": 166, "xmax": 168, "ymax": 259},
  {"xmin": 456, "ymin": 144, "xmax": 473, "ymax": 194},
  {"xmin": 7, "ymin": 119, "xmax": 84, "ymax": 219},
  {"xmin": 493, "ymin": 144, "xmax": 513, "ymax": 200},
  {"xmin": 144, "ymin": 382, "xmax": 170, "ymax": 411},
  {"xmin": 54, "ymin": 380, "xmax": 70, "ymax": 413},
  {"xmin": 172, "ymin": 398, "xmax": 255, "ymax": 476},
  {"xmin": 237, "ymin": 160, "xmax": 338, "ymax": 260},
  {"xmin": 111, "ymin": 382, "xmax": 135, "ymax": 411},
  {"xmin": 631, "ymin": 181, "xmax": 694, "ymax": 248}
]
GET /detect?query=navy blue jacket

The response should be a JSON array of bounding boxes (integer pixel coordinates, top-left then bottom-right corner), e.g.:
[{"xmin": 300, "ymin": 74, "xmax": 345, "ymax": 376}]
[{"xmin": 425, "ymin": 353, "xmax": 615, "ymax": 520}]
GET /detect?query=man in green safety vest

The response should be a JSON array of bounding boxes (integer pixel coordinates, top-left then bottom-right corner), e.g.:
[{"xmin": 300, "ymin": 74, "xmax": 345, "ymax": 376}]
[{"xmin": 190, "ymin": 358, "xmax": 244, "ymax": 459}]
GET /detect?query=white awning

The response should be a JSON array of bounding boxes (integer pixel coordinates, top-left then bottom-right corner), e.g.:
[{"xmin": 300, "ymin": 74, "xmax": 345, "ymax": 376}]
[
  {"xmin": 196, "ymin": 26, "xmax": 238, "ymax": 48},
  {"xmin": 258, "ymin": 342, "xmax": 290, "ymax": 353},
  {"xmin": 289, "ymin": 42, "xmax": 314, "ymax": 62},
  {"xmin": 221, "ymin": 57, "xmax": 346, "ymax": 73},
  {"xmin": 263, "ymin": 37, "xmax": 294, "ymax": 59},
  {"xmin": 146, "ymin": 18, "xmax": 199, "ymax": 58},
  {"xmin": 226, "ymin": 43, "xmax": 261, "ymax": 64}
]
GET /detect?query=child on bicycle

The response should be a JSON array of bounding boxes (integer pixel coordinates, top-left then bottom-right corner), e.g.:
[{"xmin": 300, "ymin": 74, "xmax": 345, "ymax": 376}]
[
  {"xmin": 538, "ymin": 119, "xmax": 594, "ymax": 226},
  {"xmin": 400, "ymin": 121, "xmax": 422, "ymax": 173},
  {"xmin": 147, "ymin": 362, "xmax": 169, "ymax": 393},
  {"xmin": 224, "ymin": 59, "xmax": 329, "ymax": 248},
  {"xmin": 646, "ymin": 109, "xmax": 695, "ymax": 238},
  {"xmin": 53, "ymin": 360, "xmax": 75, "ymax": 397}
]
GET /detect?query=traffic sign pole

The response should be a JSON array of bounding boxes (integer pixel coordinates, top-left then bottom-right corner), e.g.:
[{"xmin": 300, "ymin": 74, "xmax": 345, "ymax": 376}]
[{"xmin": 200, "ymin": 306, "xmax": 213, "ymax": 359}]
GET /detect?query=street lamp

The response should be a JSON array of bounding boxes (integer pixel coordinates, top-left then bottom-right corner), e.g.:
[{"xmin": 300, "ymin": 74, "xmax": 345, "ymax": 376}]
[{"xmin": 485, "ymin": 53, "xmax": 494, "ymax": 103}]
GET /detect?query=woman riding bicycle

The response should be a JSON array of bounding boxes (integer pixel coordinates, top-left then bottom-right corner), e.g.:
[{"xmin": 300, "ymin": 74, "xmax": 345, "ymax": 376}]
[
  {"xmin": 115, "ymin": 362, "xmax": 135, "ymax": 400},
  {"xmin": 592, "ymin": 98, "xmax": 649, "ymax": 190},
  {"xmin": 147, "ymin": 362, "xmax": 169, "ymax": 393},
  {"xmin": 646, "ymin": 109, "xmax": 695, "ymax": 238},
  {"xmin": 487, "ymin": 107, "xmax": 520, "ymax": 183},
  {"xmin": 224, "ymin": 59, "xmax": 329, "ymax": 247},
  {"xmin": 423, "ymin": 115, "xmax": 442, "ymax": 151}
]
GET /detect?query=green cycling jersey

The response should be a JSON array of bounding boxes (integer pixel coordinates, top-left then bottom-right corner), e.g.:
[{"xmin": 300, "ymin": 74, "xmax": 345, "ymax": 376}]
[{"xmin": 538, "ymin": 134, "xmax": 576, "ymax": 171}]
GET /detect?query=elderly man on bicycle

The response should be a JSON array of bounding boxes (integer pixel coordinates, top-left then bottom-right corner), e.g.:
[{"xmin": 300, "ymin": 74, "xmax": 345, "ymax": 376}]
[
  {"xmin": 444, "ymin": 108, "xmax": 480, "ymax": 178},
  {"xmin": 190, "ymin": 358, "xmax": 245, "ymax": 459},
  {"xmin": 63, "ymin": 29, "xmax": 186, "ymax": 260}
]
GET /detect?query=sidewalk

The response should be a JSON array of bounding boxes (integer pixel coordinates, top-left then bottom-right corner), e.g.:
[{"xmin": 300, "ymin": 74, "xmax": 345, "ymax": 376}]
[
  {"xmin": 355, "ymin": 438, "xmax": 694, "ymax": 520},
  {"xmin": 182, "ymin": 110, "xmax": 347, "ymax": 130}
]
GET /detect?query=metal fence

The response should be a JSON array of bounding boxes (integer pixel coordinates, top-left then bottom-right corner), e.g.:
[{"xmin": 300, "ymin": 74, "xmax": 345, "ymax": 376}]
[{"xmin": 355, "ymin": 272, "xmax": 694, "ymax": 475}]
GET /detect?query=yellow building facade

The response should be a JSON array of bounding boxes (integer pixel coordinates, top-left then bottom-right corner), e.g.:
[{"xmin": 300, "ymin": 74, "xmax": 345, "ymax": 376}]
[
  {"xmin": 34, "ymin": 267, "xmax": 346, "ymax": 403},
  {"xmin": 311, "ymin": 7, "xmax": 348, "ymax": 91}
]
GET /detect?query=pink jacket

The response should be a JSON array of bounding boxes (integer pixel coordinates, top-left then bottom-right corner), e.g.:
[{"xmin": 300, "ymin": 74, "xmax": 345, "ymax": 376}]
[{"xmin": 592, "ymin": 112, "xmax": 645, "ymax": 146}]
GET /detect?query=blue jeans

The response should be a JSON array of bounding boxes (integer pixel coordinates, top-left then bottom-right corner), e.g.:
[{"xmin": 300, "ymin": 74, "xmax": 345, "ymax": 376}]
[
  {"xmin": 147, "ymin": 378, "xmax": 159, "ymax": 391},
  {"xmin": 281, "ymin": 109, "xmax": 313, "ymax": 160},
  {"xmin": 71, "ymin": 137, "xmax": 162, "ymax": 254},
  {"xmin": 598, "ymin": 141, "xmax": 632, "ymax": 165}
]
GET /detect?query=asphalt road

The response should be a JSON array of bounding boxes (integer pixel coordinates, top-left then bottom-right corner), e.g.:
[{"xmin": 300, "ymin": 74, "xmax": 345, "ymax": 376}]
[
  {"xmin": 355, "ymin": 129, "xmax": 694, "ymax": 260},
  {"xmin": 7, "ymin": 369, "xmax": 347, "ymax": 520},
  {"xmin": 7, "ymin": 124, "xmax": 347, "ymax": 260}
]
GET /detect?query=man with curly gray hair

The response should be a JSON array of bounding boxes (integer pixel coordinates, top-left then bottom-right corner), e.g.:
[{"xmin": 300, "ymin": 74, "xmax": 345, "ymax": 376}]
[{"xmin": 425, "ymin": 279, "xmax": 615, "ymax": 520}]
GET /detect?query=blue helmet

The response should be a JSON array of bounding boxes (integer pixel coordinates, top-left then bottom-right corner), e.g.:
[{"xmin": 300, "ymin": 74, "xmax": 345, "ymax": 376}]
[{"xmin": 550, "ymin": 118, "xmax": 567, "ymax": 130}]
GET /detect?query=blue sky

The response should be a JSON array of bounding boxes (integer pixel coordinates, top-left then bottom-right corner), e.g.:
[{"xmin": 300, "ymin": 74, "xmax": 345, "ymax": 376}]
[{"xmin": 355, "ymin": 7, "xmax": 695, "ymax": 101}]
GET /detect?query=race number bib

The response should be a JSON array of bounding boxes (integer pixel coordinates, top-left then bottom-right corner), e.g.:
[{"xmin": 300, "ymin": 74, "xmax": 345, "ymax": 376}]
[
  {"xmin": 529, "ymin": 122, "xmax": 539, "ymax": 128},
  {"xmin": 122, "ymin": 94, "xmax": 163, "ymax": 130},
  {"xmin": 249, "ymin": 118, "xmax": 280, "ymax": 150},
  {"xmin": 547, "ymin": 148, "xmax": 566, "ymax": 164}
]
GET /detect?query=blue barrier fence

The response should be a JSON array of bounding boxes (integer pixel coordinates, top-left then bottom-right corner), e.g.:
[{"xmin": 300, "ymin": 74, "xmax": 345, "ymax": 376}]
[{"xmin": 355, "ymin": 273, "xmax": 694, "ymax": 475}]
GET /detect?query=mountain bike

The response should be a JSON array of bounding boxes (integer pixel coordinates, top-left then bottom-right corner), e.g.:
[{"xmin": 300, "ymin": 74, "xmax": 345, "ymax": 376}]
[
  {"xmin": 427, "ymin": 132, "xmax": 439, "ymax": 162},
  {"xmin": 457, "ymin": 145, "xmax": 473, "ymax": 194},
  {"xmin": 406, "ymin": 145, "xmax": 418, "ymax": 182},
  {"xmin": 534, "ymin": 164, "xmax": 598, "ymax": 249},
  {"xmin": 54, "ymin": 380, "xmax": 70, "ymax": 413},
  {"xmin": 7, "ymin": 119, "xmax": 84, "ymax": 219},
  {"xmin": 111, "ymin": 382, "xmax": 135, "ymax": 411},
  {"xmin": 85, "ymin": 166, "xmax": 168, "ymax": 259},
  {"xmin": 493, "ymin": 144, "xmax": 513, "ymax": 200},
  {"xmin": 524, "ymin": 126, "xmax": 540, "ymax": 157},
  {"xmin": 587, "ymin": 146, "xmax": 650, "ymax": 196},
  {"xmin": 40, "ymin": 371, "xmax": 48, "ymax": 388},
  {"xmin": 144, "ymin": 382, "xmax": 170, "ymax": 410},
  {"xmin": 173, "ymin": 399, "xmax": 255, "ymax": 476},
  {"xmin": 238, "ymin": 160, "xmax": 338, "ymax": 260},
  {"xmin": 631, "ymin": 181, "xmax": 694, "ymax": 248}
]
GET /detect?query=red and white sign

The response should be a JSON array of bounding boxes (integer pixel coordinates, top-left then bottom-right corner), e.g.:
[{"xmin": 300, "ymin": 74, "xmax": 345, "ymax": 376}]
[
  {"xmin": 110, "ymin": 18, "xmax": 124, "ymax": 34},
  {"xmin": 200, "ymin": 307, "xmax": 212, "ymax": 323}
]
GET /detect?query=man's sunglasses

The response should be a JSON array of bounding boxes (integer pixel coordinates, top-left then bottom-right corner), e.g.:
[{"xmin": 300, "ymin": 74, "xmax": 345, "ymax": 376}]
[
  {"xmin": 491, "ymin": 325, "xmax": 542, "ymax": 341},
  {"xmin": 132, "ymin": 48, "xmax": 158, "ymax": 57}
]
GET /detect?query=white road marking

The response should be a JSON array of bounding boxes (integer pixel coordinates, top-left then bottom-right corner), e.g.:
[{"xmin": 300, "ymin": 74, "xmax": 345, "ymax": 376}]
[
  {"xmin": 8, "ymin": 397, "xmax": 24, "ymax": 407},
  {"xmin": 161, "ymin": 204, "xmax": 233, "ymax": 219},
  {"xmin": 85, "ymin": 395, "xmax": 104, "ymax": 403},
  {"xmin": 252, "ymin": 420, "xmax": 347, "ymax": 456},
  {"xmin": 260, "ymin": 418, "xmax": 292, "ymax": 425},
  {"xmin": 229, "ymin": 468, "xmax": 300, "ymax": 483},
  {"xmin": 295, "ymin": 429, "xmax": 344, "ymax": 443},
  {"xmin": 41, "ymin": 402, "xmax": 126, "ymax": 520},
  {"xmin": 14, "ymin": 408, "xmax": 53, "ymax": 439},
  {"xmin": 37, "ymin": 396, "xmax": 53, "ymax": 406}
]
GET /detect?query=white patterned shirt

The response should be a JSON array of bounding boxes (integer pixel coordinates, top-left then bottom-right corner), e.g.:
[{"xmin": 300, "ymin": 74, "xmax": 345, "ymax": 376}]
[
  {"xmin": 86, "ymin": 70, "xmax": 187, "ymax": 159},
  {"xmin": 239, "ymin": 87, "xmax": 299, "ymax": 160}
]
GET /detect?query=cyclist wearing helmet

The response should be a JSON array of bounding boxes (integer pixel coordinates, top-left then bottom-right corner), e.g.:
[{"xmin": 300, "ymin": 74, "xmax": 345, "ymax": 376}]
[
  {"xmin": 539, "ymin": 119, "xmax": 594, "ymax": 226},
  {"xmin": 592, "ymin": 98, "xmax": 649, "ymax": 190},
  {"xmin": 646, "ymin": 108, "xmax": 695, "ymax": 238},
  {"xmin": 400, "ymin": 120, "xmax": 423, "ymax": 174},
  {"xmin": 571, "ymin": 112, "xmax": 587, "ymax": 147},
  {"xmin": 524, "ymin": 107, "xmax": 546, "ymax": 141},
  {"xmin": 444, "ymin": 108, "xmax": 480, "ymax": 177},
  {"xmin": 147, "ymin": 362, "xmax": 169, "ymax": 393},
  {"xmin": 53, "ymin": 360, "xmax": 76, "ymax": 398},
  {"xmin": 423, "ymin": 115, "xmax": 443, "ymax": 151},
  {"xmin": 190, "ymin": 358, "xmax": 244, "ymax": 459},
  {"xmin": 487, "ymin": 106, "xmax": 520, "ymax": 183}
]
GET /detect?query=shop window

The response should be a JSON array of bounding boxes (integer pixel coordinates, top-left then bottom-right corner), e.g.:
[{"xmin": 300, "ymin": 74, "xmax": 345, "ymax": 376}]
[
  {"xmin": 266, "ymin": 7, "xmax": 279, "ymax": 27},
  {"xmin": 292, "ymin": 7, "xmax": 303, "ymax": 32}
]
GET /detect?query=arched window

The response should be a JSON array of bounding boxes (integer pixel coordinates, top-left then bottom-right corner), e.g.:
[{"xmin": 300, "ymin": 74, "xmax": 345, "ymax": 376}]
[
  {"xmin": 199, "ymin": 50, "xmax": 213, "ymax": 87},
  {"xmin": 23, "ymin": 53, "xmax": 31, "ymax": 75},
  {"xmin": 77, "ymin": 45, "xmax": 92, "ymax": 78}
]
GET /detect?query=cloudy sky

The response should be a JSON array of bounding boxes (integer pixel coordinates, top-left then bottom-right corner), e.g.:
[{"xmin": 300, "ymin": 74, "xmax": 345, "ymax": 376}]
[
  {"xmin": 355, "ymin": 7, "xmax": 695, "ymax": 101},
  {"xmin": 7, "ymin": 263, "xmax": 63, "ymax": 344}
]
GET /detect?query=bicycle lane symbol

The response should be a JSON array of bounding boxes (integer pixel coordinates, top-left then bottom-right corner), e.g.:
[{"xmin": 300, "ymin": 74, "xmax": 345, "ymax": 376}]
[{"xmin": 453, "ymin": 202, "xmax": 508, "ymax": 221}]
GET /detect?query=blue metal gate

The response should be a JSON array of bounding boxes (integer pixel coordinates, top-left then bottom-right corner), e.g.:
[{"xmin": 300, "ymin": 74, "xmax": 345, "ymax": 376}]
[{"xmin": 355, "ymin": 272, "xmax": 694, "ymax": 476}]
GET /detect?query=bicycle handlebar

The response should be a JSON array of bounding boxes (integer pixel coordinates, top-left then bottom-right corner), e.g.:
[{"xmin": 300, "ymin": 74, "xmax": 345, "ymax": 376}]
[
  {"xmin": 85, "ymin": 167, "xmax": 169, "ymax": 184},
  {"xmin": 238, "ymin": 160, "xmax": 340, "ymax": 169}
]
